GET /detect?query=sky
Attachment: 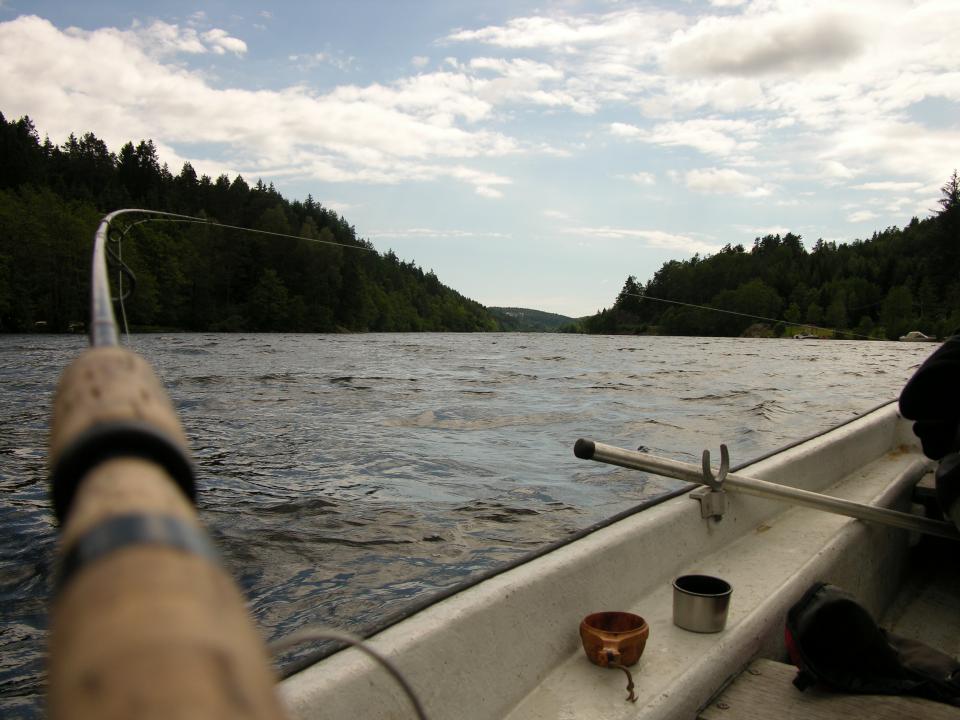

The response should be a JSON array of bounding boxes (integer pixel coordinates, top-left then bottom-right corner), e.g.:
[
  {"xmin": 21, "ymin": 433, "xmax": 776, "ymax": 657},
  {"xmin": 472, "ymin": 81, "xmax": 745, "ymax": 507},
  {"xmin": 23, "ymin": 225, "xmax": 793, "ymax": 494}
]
[{"xmin": 0, "ymin": 1, "xmax": 958, "ymax": 318}]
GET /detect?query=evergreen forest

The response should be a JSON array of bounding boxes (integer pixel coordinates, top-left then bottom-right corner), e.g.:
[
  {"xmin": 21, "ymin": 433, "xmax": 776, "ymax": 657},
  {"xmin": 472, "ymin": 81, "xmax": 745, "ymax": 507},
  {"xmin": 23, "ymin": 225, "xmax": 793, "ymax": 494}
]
[
  {"xmin": 2, "ymin": 110, "xmax": 958, "ymax": 339},
  {"xmin": 575, "ymin": 172, "xmax": 960, "ymax": 340},
  {"xmin": 0, "ymin": 112, "xmax": 498, "ymax": 333}
]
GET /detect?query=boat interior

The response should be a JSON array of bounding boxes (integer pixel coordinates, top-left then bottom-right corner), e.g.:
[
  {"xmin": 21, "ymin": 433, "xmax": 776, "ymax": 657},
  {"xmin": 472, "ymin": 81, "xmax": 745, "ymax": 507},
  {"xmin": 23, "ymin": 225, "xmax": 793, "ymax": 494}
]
[
  {"xmin": 700, "ymin": 530, "xmax": 960, "ymax": 720},
  {"xmin": 279, "ymin": 403, "xmax": 960, "ymax": 719}
]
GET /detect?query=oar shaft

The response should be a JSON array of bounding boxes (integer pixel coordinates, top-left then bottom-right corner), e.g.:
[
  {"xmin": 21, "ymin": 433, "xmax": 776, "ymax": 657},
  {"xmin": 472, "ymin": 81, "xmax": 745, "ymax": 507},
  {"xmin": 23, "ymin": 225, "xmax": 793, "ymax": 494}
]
[{"xmin": 575, "ymin": 439, "xmax": 959, "ymax": 541}]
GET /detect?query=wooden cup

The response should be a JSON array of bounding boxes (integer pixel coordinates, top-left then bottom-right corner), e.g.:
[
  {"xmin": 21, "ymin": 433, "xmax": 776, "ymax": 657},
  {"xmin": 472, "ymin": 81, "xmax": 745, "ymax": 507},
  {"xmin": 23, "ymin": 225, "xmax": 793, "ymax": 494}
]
[{"xmin": 579, "ymin": 611, "xmax": 649, "ymax": 667}]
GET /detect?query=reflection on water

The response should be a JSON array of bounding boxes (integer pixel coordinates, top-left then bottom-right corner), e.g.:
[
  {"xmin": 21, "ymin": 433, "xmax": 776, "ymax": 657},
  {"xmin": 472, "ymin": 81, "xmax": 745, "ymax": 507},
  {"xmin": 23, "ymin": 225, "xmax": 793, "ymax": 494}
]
[{"xmin": 0, "ymin": 333, "xmax": 935, "ymax": 715}]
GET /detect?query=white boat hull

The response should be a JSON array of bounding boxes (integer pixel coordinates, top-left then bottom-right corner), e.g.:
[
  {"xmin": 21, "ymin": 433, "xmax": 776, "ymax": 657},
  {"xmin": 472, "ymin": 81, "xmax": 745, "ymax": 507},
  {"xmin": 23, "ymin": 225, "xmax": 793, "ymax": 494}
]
[{"xmin": 280, "ymin": 403, "xmax": 930, "ymax": 719}]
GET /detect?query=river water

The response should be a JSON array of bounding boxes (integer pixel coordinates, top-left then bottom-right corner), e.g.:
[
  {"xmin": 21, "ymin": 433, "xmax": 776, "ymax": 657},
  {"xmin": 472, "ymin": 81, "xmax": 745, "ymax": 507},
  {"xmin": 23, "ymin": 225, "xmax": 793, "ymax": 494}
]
[{"xmin": 0, "ymin": 333, "xmax": 938, "ymax": 716}]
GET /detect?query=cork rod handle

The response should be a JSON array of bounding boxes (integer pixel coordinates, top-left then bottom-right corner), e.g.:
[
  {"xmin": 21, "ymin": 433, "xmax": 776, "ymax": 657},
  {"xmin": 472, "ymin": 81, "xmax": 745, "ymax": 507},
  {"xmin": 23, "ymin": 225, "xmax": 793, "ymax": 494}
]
[{"xmin": 47, "ymin": 347, "xmax": 285, "ymax": 719}]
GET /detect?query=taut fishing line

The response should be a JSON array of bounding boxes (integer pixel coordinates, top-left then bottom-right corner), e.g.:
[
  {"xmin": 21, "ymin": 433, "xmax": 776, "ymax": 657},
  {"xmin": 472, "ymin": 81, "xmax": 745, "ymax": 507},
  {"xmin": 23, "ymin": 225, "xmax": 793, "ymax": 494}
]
[
  {"xmin": 115, "ymin": 213, "xmax": 379, "ymax": 255},
  {"xmin": 96, "ymin": 208, "xmax": 380, "ymax": 343},
  {"xmin": 113, "ymin": 232, "xmax": 131, "ymax": 342},
  {"xmin": 95, "ymin": 209, "xmax": 873, "ymax": 343},
  {"xmin": 624, "ymin": 292, "xmax": 874, "ymax": 340}
]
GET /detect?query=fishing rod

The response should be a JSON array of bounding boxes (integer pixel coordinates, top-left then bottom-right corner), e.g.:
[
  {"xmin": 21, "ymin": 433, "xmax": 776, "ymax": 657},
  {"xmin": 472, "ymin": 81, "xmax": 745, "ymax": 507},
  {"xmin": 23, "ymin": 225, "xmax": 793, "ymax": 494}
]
[
  {"xmin": 53, "ymin": 208, "xmax": 434, "ymax": 719},
  {"xmin": 49, "ymin": 208, "xmax": 290, "ymax": 718}
]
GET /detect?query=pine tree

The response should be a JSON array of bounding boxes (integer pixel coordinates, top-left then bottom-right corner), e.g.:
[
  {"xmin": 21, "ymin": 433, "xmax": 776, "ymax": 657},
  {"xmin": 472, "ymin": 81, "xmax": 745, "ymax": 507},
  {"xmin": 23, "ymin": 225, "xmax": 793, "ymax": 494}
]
[{"xmin": 939, "ymin": 170, "xmax": 959, "ymax": 214}]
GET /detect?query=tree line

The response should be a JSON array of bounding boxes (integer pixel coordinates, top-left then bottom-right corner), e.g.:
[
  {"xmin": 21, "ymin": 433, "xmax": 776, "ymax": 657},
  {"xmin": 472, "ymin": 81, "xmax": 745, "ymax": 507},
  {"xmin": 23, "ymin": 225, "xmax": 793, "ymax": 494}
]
[
  {"xmin": 4, "ymin": 109, "xmax": 957, "ymax": 339},
  {"xmin": 0, "ymin": 112, "xmax": 499, "ymax": 333},
  {"xmin": 572, "ymin": 172, "xmax": 960, "ymax": 340}
]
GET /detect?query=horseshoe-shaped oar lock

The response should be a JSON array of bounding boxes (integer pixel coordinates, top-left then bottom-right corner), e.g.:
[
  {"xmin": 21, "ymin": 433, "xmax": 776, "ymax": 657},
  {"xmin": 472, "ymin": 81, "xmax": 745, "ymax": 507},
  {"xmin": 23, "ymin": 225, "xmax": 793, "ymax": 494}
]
[{"xmin": 701, "ymin": 444, "xmax": 729, "ymax": 491}]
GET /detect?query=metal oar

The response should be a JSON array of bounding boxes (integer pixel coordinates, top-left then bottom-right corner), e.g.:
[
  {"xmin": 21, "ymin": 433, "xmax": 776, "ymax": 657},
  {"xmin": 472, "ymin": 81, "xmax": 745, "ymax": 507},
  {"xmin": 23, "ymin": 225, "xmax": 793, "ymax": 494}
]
[{"xmin": 574, "ymin": 439, "xmax": 960, "ymax": 541}]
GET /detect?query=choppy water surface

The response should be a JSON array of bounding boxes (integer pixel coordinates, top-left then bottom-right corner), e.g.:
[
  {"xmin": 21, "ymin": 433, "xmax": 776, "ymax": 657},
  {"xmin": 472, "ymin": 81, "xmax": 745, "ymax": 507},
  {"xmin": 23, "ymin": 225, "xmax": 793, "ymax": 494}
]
[{"xmin": 0, "ymin": 333, "xmax": 937, "ymax": 716}]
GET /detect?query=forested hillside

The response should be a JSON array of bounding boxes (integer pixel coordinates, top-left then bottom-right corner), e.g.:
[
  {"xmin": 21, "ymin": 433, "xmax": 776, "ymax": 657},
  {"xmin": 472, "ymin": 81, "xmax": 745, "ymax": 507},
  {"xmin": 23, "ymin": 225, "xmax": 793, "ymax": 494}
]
[
  {"xmin": 0, "ymin": 112, "xmax": 499, "ymax": 333},
  {"xmin": 577, "ymin": 173, "xmax": 960, "ymax": 340},
  {"xmin": 487, "ymin": 307, "xmax": 574, "ymax": 332},
  {"xmin": 4, "ymin": 110, "xmax": 957, "ymax": 339}
]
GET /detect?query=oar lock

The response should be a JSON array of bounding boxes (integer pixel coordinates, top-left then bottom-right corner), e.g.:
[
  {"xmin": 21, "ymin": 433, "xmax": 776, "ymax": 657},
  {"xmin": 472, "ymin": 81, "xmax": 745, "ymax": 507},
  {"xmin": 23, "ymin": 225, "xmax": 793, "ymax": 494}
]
[{"xmin": 691, "ymin": 444, "xmax": 729, "ymax": 520}]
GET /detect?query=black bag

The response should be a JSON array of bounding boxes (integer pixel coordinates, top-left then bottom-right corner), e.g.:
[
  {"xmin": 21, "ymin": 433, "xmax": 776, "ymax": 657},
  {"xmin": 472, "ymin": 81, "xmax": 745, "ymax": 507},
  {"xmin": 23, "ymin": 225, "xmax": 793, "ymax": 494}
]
[{"xmin": 784, "ymin": 582, "xmax": 960, "ymax": 706}]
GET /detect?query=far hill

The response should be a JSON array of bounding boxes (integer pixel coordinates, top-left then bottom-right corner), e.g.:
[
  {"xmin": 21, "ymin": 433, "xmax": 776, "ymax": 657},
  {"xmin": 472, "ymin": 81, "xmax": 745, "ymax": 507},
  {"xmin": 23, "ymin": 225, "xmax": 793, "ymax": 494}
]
[{"xmin": 488, "ymin": 307, "xmax": 575, "ymax": 332}]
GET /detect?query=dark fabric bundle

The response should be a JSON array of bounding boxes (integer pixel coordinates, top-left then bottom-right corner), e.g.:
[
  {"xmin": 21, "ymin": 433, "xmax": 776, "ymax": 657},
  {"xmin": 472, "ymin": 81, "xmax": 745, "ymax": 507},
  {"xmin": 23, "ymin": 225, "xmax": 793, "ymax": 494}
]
[{"xmin": 785, "ymin": 583, "xmax": 960, "ymax": 706}]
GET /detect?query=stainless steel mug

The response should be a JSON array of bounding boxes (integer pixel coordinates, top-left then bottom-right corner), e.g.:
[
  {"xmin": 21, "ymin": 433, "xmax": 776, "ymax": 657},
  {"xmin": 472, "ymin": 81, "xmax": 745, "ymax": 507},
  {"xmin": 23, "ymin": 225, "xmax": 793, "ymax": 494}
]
[{"xmin": 672, "ymin": 574, "xmax": 732, "ymax": 633}]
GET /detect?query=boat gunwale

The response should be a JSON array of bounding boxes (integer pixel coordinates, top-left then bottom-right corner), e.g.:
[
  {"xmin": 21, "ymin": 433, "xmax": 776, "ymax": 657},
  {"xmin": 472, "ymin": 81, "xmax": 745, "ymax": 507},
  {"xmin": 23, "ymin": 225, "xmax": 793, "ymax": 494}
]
[{"xmin": 279, "ymin": 398, "xmax": 899, "ymax": 678}]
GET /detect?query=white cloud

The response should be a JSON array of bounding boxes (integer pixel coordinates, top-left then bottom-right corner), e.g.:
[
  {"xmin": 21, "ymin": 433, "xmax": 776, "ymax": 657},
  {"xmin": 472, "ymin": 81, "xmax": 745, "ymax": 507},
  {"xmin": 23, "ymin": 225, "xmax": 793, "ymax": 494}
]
[
  {"xmin": 468, "ymin": 57, "xmax": 562, "ymax": 81},
  {"xmin": 543, "ymin": 209, "xmax": 570, "ymax": 219},
  {"xmin": 123, "ymin": 19, "xmax": 246, "ymax": 56},
  {"xmin": 663, "ymin": 9, "xmax": 865, "ymax": 77},
  {"xmin": 3, "ymin": 2, "xmax": 958, "ymax": 218},
  {"xmin": 289, "ymin": 52, "xmax": 325, "ymax": 64},
  {"xmin": 847, "ymin": 210, "xmax": 878, "ymax": 222},
  {"xmin": 609, "ymin": 122, "xmax": 642, "ymax": 139},
  {"xmin": 332, "ymin": 72, "xmax": 493, "ymax": 125},
  {"xmin": 821, "ymin": 160, "xmax": 858, "ymax": 180},
  {"xmin": 568, "ymin": 226, "xmax": 720, "ymax": 255},
  {"xmin": 133, "ymin": 20, "xmax": 205, "ymax": 54},
  {"xmin": 320, "ymin": 199, "xmax": 352, "ymax": 214},
  {"xmin": 735, "ymin": 224, "xmax": 792, "ymax": 237},
  {"xmin": 610, "ymin": 118, "xmax": 759, "ymax": 158},
  {"xmin": 639, "ymin": 77, "xmax": 767, "ymax": 118},
  {"xmin": 289, "ymin": 51, "xmax": 356, "ymax": 73},
  {"xmin": 0, "ymin": 15, "xmax": 519, "ymax": 198},
  {"xmin": 823, "ymin": 119, "xmax": 960, "ymax": 181},
  {"xmin": 202, "ymin": 28, "xmax": 247, "ymax": 55},
  {"xmin": 465, "ymin": 56, "xmax": 597, "ymax": 114},
  {"xmin": 883, "ymin": 196, "xmax": 918, "ymax": 214},
  {"xmin": 684, "ymin": 168, "xmax": 771, "ymax": 197},
  {"xmin": 474, "ymin": 185, "xmax": 503, "ymax": 198},
  {"xmin": 449, "ymin": 2, "xmax": 960, "ymax": 190},
  {"xmin": 626, "ymin": 172, "xmax": 655, "ymax": 185},
  {"xmin": 446, "ymin": 10, "xmax": 685, "ymax": 50},
  {"xmin": 852, "ymin": 181, "xmax": 925, "ymax": 192}
]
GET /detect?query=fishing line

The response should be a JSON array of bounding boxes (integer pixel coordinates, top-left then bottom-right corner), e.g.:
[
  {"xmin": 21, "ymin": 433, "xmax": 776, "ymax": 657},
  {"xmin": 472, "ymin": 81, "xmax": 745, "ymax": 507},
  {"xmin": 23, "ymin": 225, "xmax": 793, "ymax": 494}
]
[
  {"xmin": 624, "ymin": 292, "xmax": 874, "ymax": 340},
  {"xmin": 97, "ymin": 209, "xmax": 871, "ymax": 342},
  {"xmin": 114, "ymin": 214, "xmax": 378, "ymax": 255},
  {"xmin": 269, "ymin": 627, "xmax": 429, "ymax": 720},
  {"xmin": 92, "ymin": 208, "xmax": 381, "ymax": 344},
  {"xmin": 112, "ymin": 232, "xmax": 131, "ymax": 342}
]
